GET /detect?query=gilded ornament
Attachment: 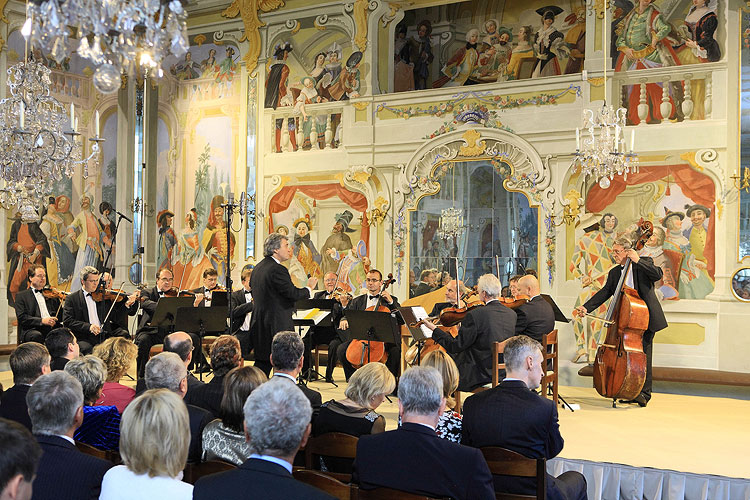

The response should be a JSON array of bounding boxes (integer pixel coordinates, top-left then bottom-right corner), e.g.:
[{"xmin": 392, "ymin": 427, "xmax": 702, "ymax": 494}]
[
  {"xmin": 353, "ymin": 0, "xmax": 369, "ymax": 52},
  {"xmin": 222, "ymin": 0, "xmax": 286, "ymax": 76},
  {"xmin": 459, "ymin": 129, "xmax": 486, "ymax": 157},
  {"xmin": 352, "ymin": 170, "xmax": 372, "ymax": 184},
  {"xmin": 352, "ymin": 101, "xmax": 369, "ymax": 111}
]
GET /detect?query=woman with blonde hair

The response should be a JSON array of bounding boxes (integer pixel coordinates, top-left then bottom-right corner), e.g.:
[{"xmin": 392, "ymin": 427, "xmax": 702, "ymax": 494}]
[
  {"xmin": 100, "ymin": 389, "xmax": 193, "ymax": 499},
  {"xmin": 93, "ymin": 337, "xmax": 137, "ymax": 413},
  {"xmin": 421, "ymin": 349, "xmax": 462, "ymax": 442}
]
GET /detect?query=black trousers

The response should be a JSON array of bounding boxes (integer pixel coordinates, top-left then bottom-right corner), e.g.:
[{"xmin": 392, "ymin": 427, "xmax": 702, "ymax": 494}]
[
  {"xmin": 640, "ymin": 329, "xmax": 655, "ymax": 401},
  {"xmin": 337, "ymin": 340, "xmax": 400, "ymax": 382},
  {"xmin": 134, "ymin": 327, "xmax": 201, "ymax": 378}
]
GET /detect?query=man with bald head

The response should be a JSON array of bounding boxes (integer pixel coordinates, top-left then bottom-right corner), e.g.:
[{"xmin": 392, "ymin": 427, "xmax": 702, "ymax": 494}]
[
  {"xmin": 135, "ymin": 331, "xmax": 204, "ymax": 395},
  {"xmin": 513, "ymin": 275, "xmax": 554, "ymax": 345}
]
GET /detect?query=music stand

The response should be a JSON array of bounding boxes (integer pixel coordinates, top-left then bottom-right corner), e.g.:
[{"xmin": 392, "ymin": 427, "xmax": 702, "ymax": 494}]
[
  {"xmin": 345, "ymin": 309, "xmax": 400, "ymax": 363},
  {"xmin": 399, "ymin": 306, "xmax": 432, "ymax": 366},
  {"xmin": 540, "ymin": 294, "xmax": 574, "ymax": 412},
  {"xmin": 294, "ymin": 299, "xmax": 334, "ymax": 385},
  {"xmin": 150, "ymin": 297, "xmax": 195, "ymax": 331},
  {"xmin": 209, "ymin": 290, "xmax": 229, "ymax": 308},
  {"xmin": 175, "ymin": 306, "xmax": 228, "ymax": 380}
]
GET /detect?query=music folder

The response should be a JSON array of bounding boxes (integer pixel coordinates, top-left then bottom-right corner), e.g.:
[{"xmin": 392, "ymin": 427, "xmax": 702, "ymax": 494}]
[{"xmin": 399, "ymin": 306, "xmax": 432, "ymax": 341}]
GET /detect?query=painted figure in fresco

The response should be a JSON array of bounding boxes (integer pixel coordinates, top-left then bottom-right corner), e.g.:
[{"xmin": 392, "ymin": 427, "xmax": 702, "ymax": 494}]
[
  {"xmin": 291, "ymin": 214, "xmax": 323, "ymax": 280},
  {"xmin": 98, "ymin": 202, "xmax": 116, "ymax": 271},
  {"xmin": 327, "ymin": 51, "xmax": 363, "ymax": 101},
  {"xmin": 407, "ymin": 20, "xmax": 433, "ymax": 90},
  {"xmin": 295, "ymin": 76, "xmax": 328, "ymax": 150},
  {"xmin": 332, "ymin": 240, "xmax": 370, "ymax": 296},
  {"xmin": 393, "ymin": 24, "xmax": 415, "ymax": 92},
  {"xmin": 200, "ymin": 48, "xmax": 218, "ymax": 77},
  {"xmin": 204, "ymin": 195, "xmax": 236, "ymax": 285},
  {"xmin": 532, "ymin": 6, "xmax": 567, "ymax": 78},
  {"xmin": 433, "ymin": 28, "xmax": 481, "ymax": 88},
  {"xmin": 265, "ymin": 42, "xmax": 298, "ymax": 152},
  {"xmin": 638, "ymin": 226, "xmax": 680, "ymax": 300},
  {"xmin": 473, "ymin": 26, "xmax": 513, "ymax": 83},
  {"xmin": 679, "ymin": 204, "xmax": 714, "ymax": 299},
  {"xmin": 7, "ymin": 208, "xmax": 50, "ymax": 306},
  {"xmin": 483, "ymin": 19, "xmax": 502, "ymax": 46},
  {"xmin": 157, "ymin": 210, "xmax": 177, "ymax": 273},
  {"xmin": 173, "ymin": 209, "xmax": 213, "ymax": 290},
  {"xmin": 321, "ymin": 210, "xmax": 356, "ymax": 276},
  {"xmin": 215, "ymin": 47, "xmax": 237, "ymax": 85},
  {"xmin": 564, "ymin": 7, "xmax": 586, "ymax": 74},
  {"xmin": 506, "ymin": 25, "xmax": 535, "ymax": 80},
  {"xmin": 682, "ymin": 0, "xmax": 720, "ymax": 62},
  {"xmin": 310, "ymin": 52, "xmax": 328, "ymax": 85},
  {"xmin": 55, "ymin": 195, "xmax": 78, "ymax": 264},
  {"xmin": 276, "ymin": 225, "xmax": 289, "ymax": 236},
  {"xmin": 40, "ymin": 196, "xmax": 75, "ymax": 289},
  {"xmin": 569, "ymin": 213, "xmax": 619, "ymax": 363},
  {"xmin": 68, "ymin": 195, "xmax": 104, "ymax": 292},
  {"xmin": 171, "ymin": 51, "xmax": 200, "ymax": 80}
]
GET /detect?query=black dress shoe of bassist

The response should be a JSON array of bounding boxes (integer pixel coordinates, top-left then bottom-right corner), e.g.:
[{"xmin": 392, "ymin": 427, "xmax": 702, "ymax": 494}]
[{"xmin": 618, "ymin": 395, "xmax": 647, "ymax": 407}]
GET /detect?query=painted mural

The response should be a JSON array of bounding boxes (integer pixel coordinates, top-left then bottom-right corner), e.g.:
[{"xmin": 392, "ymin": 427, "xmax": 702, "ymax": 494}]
[
  {"xmin": 392, "ymin": 1, "xmax": 586, "ymax": 93},
  {"xmin": 739, "ymin": 7, "xmax": 750, "ymax": 260},
  {"xmin": 246, "ymin": 76, "xmax": 258, "ymax": 261},
  {"xmin": 567, "ymin": 163, "xmax": 715, "ymax": 363}
]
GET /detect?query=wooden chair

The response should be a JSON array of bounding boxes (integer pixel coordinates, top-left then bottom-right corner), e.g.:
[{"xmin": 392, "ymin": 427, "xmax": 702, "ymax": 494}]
[
  {"xmin": 0, "ymin": 343, "xmax": 17, "ymax": 356},
  {"xmin": 313, "ymin": 343, "xmax": 329, "ymax": 379},
  {"xmin": 491, "ymin": 340, "xmax": 507, "ymax": 387},
  {"xmin": 149, "ymin": 344, "xmax": 163, "ymax": 358},
  {"xmin": 304, "ymin": 432, "xmax": 359, "ymax": 483},
  {"xmin": 182, "ymin": 460, "xmax": 236, "ymax": 484},
  {"xmin": 541, "ymin": 330, "xmax": 559, "ymax": 405},
  {"xmin": 355, "ymin": 485, "xmax": 448, "ymax": 500},
  {"xmin": 75, "ymin": 441, "xmax": 121, "ymax": 464},
  {"xmin": 293, "ymin": 470, "xmax": 351, "ymax": 500},
  {"xmin": 480, "ymin": 447, "xmax": 546, "ymax": 500}
]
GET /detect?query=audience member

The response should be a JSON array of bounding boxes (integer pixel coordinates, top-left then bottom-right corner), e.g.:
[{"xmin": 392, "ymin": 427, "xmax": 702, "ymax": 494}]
[
  {"xmin": 27, "ymin": 371, "xmax": 112, "ymax": 500},
  {"xmin": 352, "ymin": 366, "xmax": 495, "ymax": 499},
  {"xmin": 0, "ymin": 343, "xmax": 50, "ymax": 430},
  {"xmin": 134, "ymin": 331, "xmax": 205, "ymax": 395},
  {"xmin": 421, "ymin": 349, "xmax": 462, "ymax": 442},
  {"xmin": 193, "ymin": 378, "xmax": 333, "ymax": 499},
  {"xmin": 44, "ymin": 328, "xmax": 79, "ymax": 371},
  {"xmin": 92, "ymin": 338, "xmax": 137, "ymax": 413},
  {"xmin": 270, "ymin": 331, "xmax": 322, "ymax": 418},
  {"xmin": 145, "ymin": 352, "xmax": 212, "ymax": 464},
  {"xmin": 99, "ymin": 389, "xmax": 193, "ymax": 499},
  {"xmin": 462, "ymin": 335, "xmax": 587, "ymax": 500},
  {"xmin": 184, "ymin": 335, "xmax": 243, "ymax": 417},
  {"xmin": 202, "ymin": 366, "xmax": 267, "ymax": 465},
  {"xmin": 64, "ymin": 356, "xmax": 120, "ymax": 450},
  {"xmin": 0, "ymin": 418, "xmax": 42, "ymax": 500}
]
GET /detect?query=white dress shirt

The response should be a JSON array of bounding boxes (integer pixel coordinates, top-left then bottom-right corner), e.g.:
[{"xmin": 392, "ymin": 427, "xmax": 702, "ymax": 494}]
[
  {"xmin": 32, "ymin": 288, "xmax": 51, "ymax": 318},
  {"xmin": 241, "ymin": 290, "xmax": 252, "ymax": 331},
  {"xmin": 84, "ymin": 292, "xmax": 101, "ymax": 327}
]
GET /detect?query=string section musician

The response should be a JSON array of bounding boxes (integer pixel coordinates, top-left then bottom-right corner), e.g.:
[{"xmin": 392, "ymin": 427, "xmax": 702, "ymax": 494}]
[
  {"xmin": 337, "ymin": 269, "xmax": 400, "ymax": 382},
  {"xmin": 192, "ymin": 268, "xmax": 220, "ymax": 307},
  {"xmin": 309, "ymin": 272, "xmax": 349, "ymax": 383},
  {"xmin": 14, "ymin": 264, "xmax": 60, "ymax": 344},
  {"xmin": 230, "ymin": 267, "xmax": 254, "ymax": 357},
  {"xmin": 574, "ymin": 237, "xmax": 667, "ymax": 407},
  {"xmin": 513, "ymin": 275, "xmax": 554, "ymax": 345}
]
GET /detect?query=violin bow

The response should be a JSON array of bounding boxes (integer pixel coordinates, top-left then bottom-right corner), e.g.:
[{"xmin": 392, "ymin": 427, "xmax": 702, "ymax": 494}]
[{"xmin": 101, "ymin": 281, "xmax": 127, "ymax": 331}]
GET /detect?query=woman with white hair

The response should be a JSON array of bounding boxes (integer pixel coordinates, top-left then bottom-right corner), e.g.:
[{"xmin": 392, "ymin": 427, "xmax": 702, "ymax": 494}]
[{"xmin": 99, "ymin": 389, "xmax": 193, "ymax": 499}]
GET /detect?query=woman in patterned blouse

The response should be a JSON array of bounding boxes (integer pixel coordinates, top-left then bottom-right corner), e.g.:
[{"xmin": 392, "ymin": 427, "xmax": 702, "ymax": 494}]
[{"xmin": 422, "ymin": 349, "xmax": 462, "ymax": 443}]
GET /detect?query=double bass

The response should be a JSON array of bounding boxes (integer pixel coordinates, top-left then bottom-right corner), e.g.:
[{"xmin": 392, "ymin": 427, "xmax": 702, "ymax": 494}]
[
  {"xmin": 345, "ymin": 273, "xmax": 396, "ymax": 368},
  {"xmin": 592, "ymin": 219, "xmax": 653, "ymax": 406}
]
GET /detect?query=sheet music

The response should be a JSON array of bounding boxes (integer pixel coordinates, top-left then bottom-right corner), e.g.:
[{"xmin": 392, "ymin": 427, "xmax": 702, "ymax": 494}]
[
  {"xmin": 412, "ymin": 306, "xmax": 433, "ymax": 338},
  {"xmin": 293, "ymin": 308, "xmax": 330, "ymax": 325}
]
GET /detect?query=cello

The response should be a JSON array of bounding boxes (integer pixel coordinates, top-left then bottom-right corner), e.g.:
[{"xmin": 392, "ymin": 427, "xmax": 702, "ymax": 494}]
[
  {"xmin": 345, "ymin": 273, "xmax": 396, "ymax": 368},
  {"xmin": 592, "ymin": 219, "xmax": 653, "ymax": 407}
]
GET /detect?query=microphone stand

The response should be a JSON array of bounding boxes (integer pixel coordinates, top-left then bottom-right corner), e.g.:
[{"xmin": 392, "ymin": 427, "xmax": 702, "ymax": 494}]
[{"xmin": 100, "ymin": 211, "xmax": 131, "ymax": 281}]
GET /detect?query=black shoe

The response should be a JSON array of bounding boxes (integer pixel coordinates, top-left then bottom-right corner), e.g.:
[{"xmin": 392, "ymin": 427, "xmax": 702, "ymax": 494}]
[
  {"xmin": 194, "ymin": 364, "xmax": 212, "ymax": 374},
  {"xmin": 618, "ymin": 395, "xmax": 647, "ymax": 407},
  {"xmin": 325, "ymin": 376, "xmax": 335, "ymax": 384}
]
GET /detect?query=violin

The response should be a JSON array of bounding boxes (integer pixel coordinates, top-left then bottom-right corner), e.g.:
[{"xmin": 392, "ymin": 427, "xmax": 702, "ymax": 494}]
[
  {"xmin": 90, "ymin": 288, "xmax": 130, "ymax": 303},
  {"xmin": 163, "ymin": 287, "xmax": 196, "ymax": 297},
  {"xmin": 41, "ymin": 286, "xmax": 70, "ymax": 301},
  {"xmin": 345, "ymin": 273, "xmax": 396, "ymax": 369},
  {"xmin": 499, "ymin": 294, "xmax": 530, "ymax": 309}
]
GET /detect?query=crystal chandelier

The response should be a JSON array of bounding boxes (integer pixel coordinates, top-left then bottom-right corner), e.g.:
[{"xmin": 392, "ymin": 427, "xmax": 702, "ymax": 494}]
[
  {"xmin": 0, "ymin": 60, "xmax": 102, "ymax": 210},
  {"xmin": 23, "ymin": 0, "xmax": 189, "ymax": 94},
  {"xmin": 437, "ymin": 206, "xmax": 465, "ymax": 239}
]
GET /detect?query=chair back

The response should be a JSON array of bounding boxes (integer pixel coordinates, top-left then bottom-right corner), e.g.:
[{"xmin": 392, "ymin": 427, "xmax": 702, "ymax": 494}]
[
  {"xmin": 491, "ymin": 341, "xmax": 507, "ymax": 387},
  {"xmin": 183, "ymin": 460, "xmax": 237, "ymax": 484},
  {"xmin": 480, "ymin": 447, "xmax": 546, "ymax": 500},
  {"xmin": 75, "ymin": 441, "xmax": 121, "ymax": 464},
  {"xmin": 541, "ymin": 330, "xmax": 559, "ymax": 404},
  {"xmin": 304, "ymin": 432, "xmax": 359, "ymax": 468},
  {"xmin": 293, "ymin": 469, "xmax": 351, "ymax": 500},
  {"xmin": 354, "ymin": 485, "xmax": 449, "ymax": 500}
]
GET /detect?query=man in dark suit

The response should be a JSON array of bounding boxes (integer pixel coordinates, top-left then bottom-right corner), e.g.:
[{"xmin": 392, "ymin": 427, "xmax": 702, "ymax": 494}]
[
  {"xmin": 14, "ymin": 265, "xmax": 61, "ymax": 344},
  {"xmin": 134, "ymin": 330, "xmax": 205, "ymax": 395},
  {"xmin": 191, "ymin": 267, "xmax": 221, "ymax": 307},
  {"xmin": 27, "ymin": 371, "xmax": 112, "ymax": 499},
  {"xmin": 193, "ymin": 378, "xmax": 333, "ymax": 500},
  {"xmin": 270, "ymin": 331, "xmax": 322, "ymax": 420},
  {"xmin": 575, "ymin": 237, "xmax": 667, "ymax": 407},
  {"xmin": 184, "ymin": 335, "xmax": 243, "ymax": 417},
  {"xmin": 514, "ymin": 275, "xmax": 555, "ymax": 345},
  {"xmin": 462, "ymin": 335, "xmax": 587, "ymax": 500},
  {"xmin": 250, "ymin": 233, "xmax": 316, "ymax": 375},
  {"xmin": 308, "ymin": 272, "xmax": 347, "ymax": 382},
  {"xmin": 412, "ymin": 269, "xmax": 435, "ymax": 297},
  {"xmin": 0, "ymin": 418, "xmax": 42, "ymax": 500},
  {"xmin": 0, "ymin": 343, "xmax": 51, "ymax": 430},
  {"xmin": 62, "ymin": 266, "xmax": 133, "ymax": 355},
  {"xmin": 145, "ymin": 352, "xmax": 213, "ymax": 463},
  {"xmin": 337, "ymin": 269, "xmax": 401, "ymax": 381},
  {"xmin": 353, "ymin": 366, "xmax": 495, "ymax": 499},
  {"xmin": 230, "ymin": 267, "xmax": 254, "ymax": 357},
  {"xmin": 425, "ymin": 274, "xmax": 516, "ymax": 391},
  {"xmin": 44, "ymin": 327, "xmax": 79, "ymax": 371}
]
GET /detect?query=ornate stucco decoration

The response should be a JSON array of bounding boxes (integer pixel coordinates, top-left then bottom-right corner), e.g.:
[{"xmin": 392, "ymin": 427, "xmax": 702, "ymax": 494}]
[
  {"xmin": 346, "ymin": 0, "xmax": 378, "ymax": 52},
  {"xmin": 222, "ymin": 0, "xmax": 286, "ymax": 77},
  {"xmin": 458, "ymin": 129, "xmax": 486, "ymax": 157}
]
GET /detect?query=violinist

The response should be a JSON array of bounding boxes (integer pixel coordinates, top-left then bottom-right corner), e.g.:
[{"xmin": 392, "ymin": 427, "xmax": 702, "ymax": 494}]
[
  {"xmin": 230, "ymin": 267, "xmax": 254, "ymax": 356},
  {"xmin": 337, "ymin": 269, "xmax": 400, "ymax": 382},
  {"xmin": 311, "ymin": 272, "xmax": 349, "ymax": 383},
  {"xmin": 192, "ymin": 268, "xmax": 220, "ymax": 307},
  {"xmin": 412, "ymin": 269, "xmax": 436, "ymax": 297},
  {"xmin": 513, "ymin": 275, "xmax": 554, "ymax": 345},
  {"xmin": 14, "ymin": 264, "xmax": 60, "ymax": 344},
  {"xmin": 430, "ymin": 279, "xmax": 466, "ymax": 320},
  {"xmin": 99, "ymin": 272, "xmax": 140, "ymax": 334},
  {"xmin": 508, "ymin": 275, "xmax": 523, "ymax": 300},
  {"xmin": 62, "ymin": 267, "xmax": 131, "ymax": 355},
  {"xmin": 573, "ymin": 237, "xmax": 667, "ymax": 407},
  {"xmin": 422, "ymin": 274, "xmax": 515, "ymax": 391}
]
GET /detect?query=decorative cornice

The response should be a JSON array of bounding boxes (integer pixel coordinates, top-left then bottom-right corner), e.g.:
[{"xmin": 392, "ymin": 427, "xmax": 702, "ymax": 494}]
[{"xmin": 221, "ymin": 0, "xmax": 285, "ymax": 76}]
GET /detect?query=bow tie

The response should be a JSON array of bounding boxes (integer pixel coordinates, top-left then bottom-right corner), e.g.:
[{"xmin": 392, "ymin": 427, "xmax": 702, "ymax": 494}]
[
  {"xmin": 368, "ymin": 295, "xmax": 380, "ymax": 300},
  {"xmin": 85, "ymin": 293, "xmax": 92, "ymax": 298},
  {"xmin": 34, "ymin": 288, "xmax": 43, "ymax": 294}
]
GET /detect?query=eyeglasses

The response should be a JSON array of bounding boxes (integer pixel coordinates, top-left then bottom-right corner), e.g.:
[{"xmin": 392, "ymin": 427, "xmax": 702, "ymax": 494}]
[
  {"xmin": 366, "ymin": 278, "xmax": 381, "ymax": 283},
  {"xmin": 158, "ymin": 277, "xmax": 174, "ymax": 282},
  {"xmin": 85, "ymin": 278, "xmax": 99, "ymax": 283}
]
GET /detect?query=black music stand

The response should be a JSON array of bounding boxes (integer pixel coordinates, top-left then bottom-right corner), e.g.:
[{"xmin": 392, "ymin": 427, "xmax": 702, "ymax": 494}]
[
  {"xmin": 150, "ymin": 297, "xmax": 195, "ymax": 332},
  {"xmin": 294, "ymin": 298, "xmax": 334, "ymax": 385},
  {"xmin": 209, "ymin": 290, "xmax": 229, "ymax": 308},
  {"xmin": 399, "ymin": 306, "xmax": 432, "ymax": 366},
  {"xmin": 540, "ymin": 294, "xmax": 574, "ymax": 412},
  {"xmin": 176, "ymin": 306, "xmax": 228, "ymax": 380},
  {"xmin": 345, "ymin": 309, "xmax": 400, "ymax": 364}
]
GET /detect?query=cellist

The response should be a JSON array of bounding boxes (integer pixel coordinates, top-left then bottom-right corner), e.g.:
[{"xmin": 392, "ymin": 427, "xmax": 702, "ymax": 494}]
[
  {"xmin": 337, "ymin": 269, "xmax": 400, "ymax": 382},
  {"xmin": 573, "ymin": 237, "xmax": 667, "ymax": 407}
]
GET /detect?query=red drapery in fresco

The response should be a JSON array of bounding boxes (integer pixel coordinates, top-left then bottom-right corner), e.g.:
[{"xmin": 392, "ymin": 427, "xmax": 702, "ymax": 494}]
[
  {"xmin": 268, "ymin": 184, "xmax": 370, "ymax": 251},
  {"xmin": 585, "ymin": 164, "xmax": 715, "ymax": 278}
]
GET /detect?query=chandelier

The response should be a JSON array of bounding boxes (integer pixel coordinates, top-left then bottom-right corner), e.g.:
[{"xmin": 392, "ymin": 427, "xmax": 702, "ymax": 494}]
[
  {"xmin": 23, "ymin": 0, "xmax": 189, "ymax": 94},
  {"xmin": 570, "ymin": 5, "xmax": 638, "ymax": 189},
  {"xmin": 437, "ymin": 206, "xmax": 464, "ymax": 239},
  {"xmin": 0, "ymin": 60, "xmax": 102, "ymax": 210}
]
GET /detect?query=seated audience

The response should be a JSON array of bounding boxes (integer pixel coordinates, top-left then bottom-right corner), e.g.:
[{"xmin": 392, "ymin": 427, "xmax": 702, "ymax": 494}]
[
  {"xmin": 0, "ymin": 418, "xmax": 42, "ymax": 500},
  {"xmin": 93, "ymin": 338, "xmax": 137, "ymax": 413},
  {"xmin": 202, "ymin": 366, "xmax": 267, "ymax": 465},
  {"xmin": 64, "ymin": 355, "xmax": 120, "ymax": 451},
  {"xmin": 44, "ymin": 327, "xmax": 79, "ymax": 371},
  {"xmin": 27, "ymin": 371, "xmax": 112, "ymax": 499},
  {"xmin": 421, "ymin": 349, "xmax": 462, "ymax": 442},
  {"xmin": 135, "ymin": 331, "xmax": 205, "ymax": 395},
  {"xmin": 145, "ymin": 352, "xmax": 212, "ymax": 464},
  {"xmin": 184, "ymin": 335, "xmax": 242, "ymax": 417},
  {"xmin": 462, "ymin": 335, "xmax": 587, "ymax": 500},
  {"xmin": 99, "ymin": 389, "xmax": 193, "ymax": 499},
  {"xmin": 270, "ymin": 331, "xmax": 321, "ymax": 418},
  {"xmin": 193, "ymin": 378, "xmax": 333, "ymax": 499},
  {"xmin": 352, "ymin": 366, "xmax": 495, "ymax": 500},
  {"xmin": 0, "ymin": 343, "xmax": 51, "ymax": 430}
]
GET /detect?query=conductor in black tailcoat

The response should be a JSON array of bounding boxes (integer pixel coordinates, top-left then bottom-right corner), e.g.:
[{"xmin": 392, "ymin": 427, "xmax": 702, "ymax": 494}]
[
  {"xmin": 249, "ymin": 233, "xmax": 317, "ymax": 376},
  {"xmin": 424, "ymin": 274, "xmax": 515, "ymax": 391},
  {"xmin": 575, "ymin": 237, "xmax": 667, "ymax": 407}
]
